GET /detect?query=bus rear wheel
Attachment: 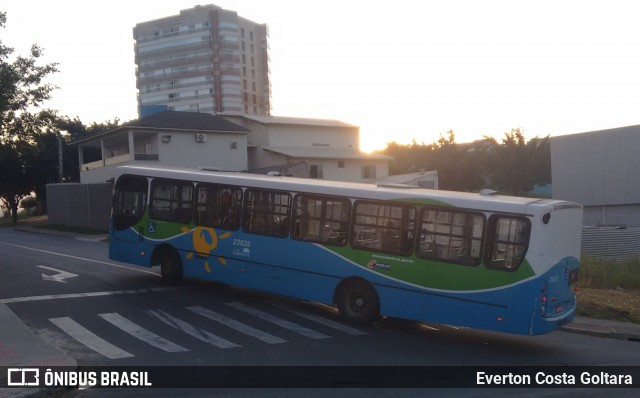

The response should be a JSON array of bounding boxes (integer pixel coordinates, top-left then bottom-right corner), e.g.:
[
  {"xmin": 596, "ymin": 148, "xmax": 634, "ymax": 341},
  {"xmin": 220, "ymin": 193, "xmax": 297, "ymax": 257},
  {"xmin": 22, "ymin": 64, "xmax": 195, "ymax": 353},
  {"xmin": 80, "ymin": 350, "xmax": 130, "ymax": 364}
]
[
  {"xmin": 160, "ymin": 249, "xmax": 183, "ymax": 286},
  {"xmin": 336, "ymin": 279, "xmax": 379, "ymax": 325}
]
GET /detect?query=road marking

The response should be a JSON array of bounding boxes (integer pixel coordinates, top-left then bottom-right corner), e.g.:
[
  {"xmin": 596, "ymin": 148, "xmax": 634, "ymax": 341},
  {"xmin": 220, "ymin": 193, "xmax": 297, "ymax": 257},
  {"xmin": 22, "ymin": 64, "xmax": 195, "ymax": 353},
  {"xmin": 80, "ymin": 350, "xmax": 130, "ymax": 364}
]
[
  {"xmin": 38, "ymin": 265, "xmax": 79, "ymax": 283},
  {"xmin": 146, "ymin": 310, "xmax": 240, "ymax": 349},
  {"xmin": 0, "ymin": 241, "xmax": 158, "ymax": 276},
  {"xmin": 50, "ymin": 316, "xmax": 134, "ymax": 359},
  {"xmin": 187, "ymin": 306, "xmax": 287, "ymax": 344},
  {"xmin": 0, "ymin": 287, "xmax": 183, "ymax": 304},
  {"xmin": 225, "ymin": 302, "xmax": 330, "ymax": 340},
  {"xmin": 99, "ymin": 312, "xmax": 189, "ymax": 353},
  {"xmin": 270, "ymin": 302, "xmax": 368, "ymax": 336}
]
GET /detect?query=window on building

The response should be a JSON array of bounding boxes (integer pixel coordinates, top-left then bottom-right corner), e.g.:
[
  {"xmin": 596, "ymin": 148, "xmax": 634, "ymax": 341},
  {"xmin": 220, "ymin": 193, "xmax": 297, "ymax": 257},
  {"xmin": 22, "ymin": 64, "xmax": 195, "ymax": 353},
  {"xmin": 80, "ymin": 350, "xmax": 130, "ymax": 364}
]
[
  {"xmin": 150, "ymin": 179, "xmax": 193, "ymax": 224},
  {"xmin": 351, "ymin": 201, "xmax": 416, "ymax": 256},
  {"xmin": 293, "ymin": 195, "xmax": 350, "ymax": 246},
  {"xmin": 243, "ymin": 189, "xmax": 292, "ymax": 237},
  {"xmin": 417, "ymin": 209, "xmax": 484, "ymax": 266},
  {"xmin": 310, "ymin": 165, "xmax": 323, "ymax": 179},
  {"xmin": 194, "ymin": 184, "xmax": 242, "ymax": 230},
  {"xmin": 361, "ymin": 165, "xmax": 376, "ymax": 179}
]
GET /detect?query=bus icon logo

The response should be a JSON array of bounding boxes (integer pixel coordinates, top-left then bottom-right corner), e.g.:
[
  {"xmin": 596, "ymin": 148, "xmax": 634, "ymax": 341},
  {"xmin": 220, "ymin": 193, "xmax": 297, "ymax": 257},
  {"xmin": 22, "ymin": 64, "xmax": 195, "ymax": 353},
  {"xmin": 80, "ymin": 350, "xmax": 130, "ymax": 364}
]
[{"xmin": 7, "ymin": 368, "xmax": 40, "ymax": 386}]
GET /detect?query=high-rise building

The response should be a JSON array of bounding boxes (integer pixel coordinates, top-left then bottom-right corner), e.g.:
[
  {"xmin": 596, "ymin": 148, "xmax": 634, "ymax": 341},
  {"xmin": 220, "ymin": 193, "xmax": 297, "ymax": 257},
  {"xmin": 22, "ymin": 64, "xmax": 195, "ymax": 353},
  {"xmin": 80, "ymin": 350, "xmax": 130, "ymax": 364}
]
[{"xmin": 133, "ymin": 4, "xmax": 271, "ymax": 116}]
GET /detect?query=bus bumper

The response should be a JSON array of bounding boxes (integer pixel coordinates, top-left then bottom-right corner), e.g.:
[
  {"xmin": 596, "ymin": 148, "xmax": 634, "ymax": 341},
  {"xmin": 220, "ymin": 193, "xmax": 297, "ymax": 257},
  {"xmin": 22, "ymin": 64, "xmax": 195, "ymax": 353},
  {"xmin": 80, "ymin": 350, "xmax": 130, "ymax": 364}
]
[{"xmin": 528, "ymin": 301, "xmax": 576, "ymax": 335}]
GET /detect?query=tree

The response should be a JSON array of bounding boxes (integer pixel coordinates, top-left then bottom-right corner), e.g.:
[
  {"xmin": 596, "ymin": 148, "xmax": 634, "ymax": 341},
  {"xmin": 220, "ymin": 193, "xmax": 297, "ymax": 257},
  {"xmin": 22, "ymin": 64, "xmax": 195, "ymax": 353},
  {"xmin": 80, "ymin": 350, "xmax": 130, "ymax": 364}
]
[
  {"xmin": 0, "ymin": 139, "xmax": 37, "ymax": 224},
  {"xmin": 0, "ymin": 11, "xmax": 59, "ymax": 224},
  {"xmin": 489, "ymin": 129, "xmax": 551, "ymax": 195}
]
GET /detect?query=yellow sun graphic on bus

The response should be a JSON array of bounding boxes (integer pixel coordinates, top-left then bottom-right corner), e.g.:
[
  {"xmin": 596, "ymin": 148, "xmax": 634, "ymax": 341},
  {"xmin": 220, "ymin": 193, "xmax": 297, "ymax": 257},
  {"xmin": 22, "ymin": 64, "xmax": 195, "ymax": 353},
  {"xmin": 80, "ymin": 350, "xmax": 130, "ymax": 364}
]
[{"xmin": 182, "ymin": 226, "xmax": 231, "ymax": 273}]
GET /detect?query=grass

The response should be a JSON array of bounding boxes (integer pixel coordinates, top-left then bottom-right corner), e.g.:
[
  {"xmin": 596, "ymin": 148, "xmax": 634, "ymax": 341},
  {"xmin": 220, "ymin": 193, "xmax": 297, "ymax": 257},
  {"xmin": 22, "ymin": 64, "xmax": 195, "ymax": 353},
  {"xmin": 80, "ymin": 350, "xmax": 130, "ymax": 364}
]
[
  {"xmin": 1, "ymin": 214, "xmax": 107, "ymax": 235},
  {"xmin": 576, "ymin": 256, "xmax": 640, "ymax": 324},
  {"xmin": 33, "ymin": 223, "xmax": 108, "ymax": 235}
]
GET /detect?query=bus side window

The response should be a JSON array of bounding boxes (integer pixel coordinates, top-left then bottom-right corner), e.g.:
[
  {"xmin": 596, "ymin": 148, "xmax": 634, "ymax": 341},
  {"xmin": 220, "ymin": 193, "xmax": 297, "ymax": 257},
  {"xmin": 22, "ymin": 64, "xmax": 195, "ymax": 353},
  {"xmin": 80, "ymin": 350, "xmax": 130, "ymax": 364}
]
[
  {"xmin": 351, "ymin": 201, "xmax": 415, "ymax": 256},
  {"xmin": 112, "ymin": 174, "xmax": 148, "ymax": 230},
  {"xmin": 150, "ymin": 179, "xmax": 193, "ymax": 224},
  {"xmin": 243, "ymin": 189, "xmax": 291, "ymax": 238},
  {"xmin": 292, "ymin": 194, "xmax": 350, "ymax": 246},
  {"xmin": 417, "ymin": 209, "xmax": 484, "ymax": 266},
  {"xmin": 485, "ymin": 215, "xmax": 530, "ymax": 271},
  {"xmin": 195, "ymin": 184, "xmax": 242, "ymax": 231}
]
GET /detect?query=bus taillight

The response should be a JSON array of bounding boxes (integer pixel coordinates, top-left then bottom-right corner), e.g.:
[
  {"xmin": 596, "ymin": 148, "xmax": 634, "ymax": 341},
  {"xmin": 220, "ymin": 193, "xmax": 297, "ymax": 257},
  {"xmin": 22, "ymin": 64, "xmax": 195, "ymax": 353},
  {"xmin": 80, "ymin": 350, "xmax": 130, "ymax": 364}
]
[{"xmin": 569, "ymin": 269, "xmax": 579, "ymax": 291}]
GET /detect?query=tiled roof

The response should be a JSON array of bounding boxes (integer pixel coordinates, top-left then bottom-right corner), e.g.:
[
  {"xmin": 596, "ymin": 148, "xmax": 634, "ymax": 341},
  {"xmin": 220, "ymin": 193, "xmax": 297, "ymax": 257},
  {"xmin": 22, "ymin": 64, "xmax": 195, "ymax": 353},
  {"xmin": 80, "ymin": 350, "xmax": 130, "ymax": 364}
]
[
  {"xmin": 219, "ymin": 113, "xmax": 357, "ymax": 128},
  {"xmin": 126, "ymin": 110, "xmax": 250, "ymax": 132},
  {"xmin": 71, "ymin": 111, "xmax": 249, "ymax": 145}
]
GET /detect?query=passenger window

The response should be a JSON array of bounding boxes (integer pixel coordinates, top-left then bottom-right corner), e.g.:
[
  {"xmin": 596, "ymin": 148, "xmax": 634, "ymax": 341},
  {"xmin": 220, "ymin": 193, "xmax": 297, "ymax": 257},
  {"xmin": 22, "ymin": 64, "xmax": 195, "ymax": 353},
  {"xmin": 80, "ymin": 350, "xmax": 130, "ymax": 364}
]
[
  {"xmin": 486, "ymin": 216, "xmax": 530, "ymax": 270},
  {"xmin": 292, "ymin": 194, "xmax": 350, "ymax": 246},
  {"xmin": 112, "ymin": 174, "xmax": 148, "ymax": 230},
  {"xmin": 243, "ymin": 189, "xmax": 291, "ymax": 237},
  {"xmin": 351, "ymin": 201, "xmax": 415, "ymax": 256},
  {"xmin": 150, "ymin": 179, "xmax": 193, "ymax": 224},
  {"xmin": 194, "ymin": 184, "xmax": 242, "ymax": 230},
  {"xmin": 417, "ymin": 209, "xmax": 484, "ymax": 266}
]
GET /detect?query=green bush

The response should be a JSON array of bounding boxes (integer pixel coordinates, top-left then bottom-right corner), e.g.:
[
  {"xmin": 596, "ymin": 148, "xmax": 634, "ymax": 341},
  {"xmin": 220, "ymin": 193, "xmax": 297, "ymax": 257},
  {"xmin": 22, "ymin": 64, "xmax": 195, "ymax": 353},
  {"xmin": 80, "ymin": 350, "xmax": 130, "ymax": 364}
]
[{"xmin": 580, "ymin": 255, "xmax": 640, "ymax": 290}]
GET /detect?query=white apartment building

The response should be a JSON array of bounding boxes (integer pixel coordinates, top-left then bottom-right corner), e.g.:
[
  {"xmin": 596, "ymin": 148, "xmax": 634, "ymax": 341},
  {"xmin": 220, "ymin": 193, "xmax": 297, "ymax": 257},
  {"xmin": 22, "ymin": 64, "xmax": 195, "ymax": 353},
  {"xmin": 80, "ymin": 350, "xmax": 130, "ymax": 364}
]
[{"xmin": 134, "ymin": 4, "xmax": 271, "ymax": 116}]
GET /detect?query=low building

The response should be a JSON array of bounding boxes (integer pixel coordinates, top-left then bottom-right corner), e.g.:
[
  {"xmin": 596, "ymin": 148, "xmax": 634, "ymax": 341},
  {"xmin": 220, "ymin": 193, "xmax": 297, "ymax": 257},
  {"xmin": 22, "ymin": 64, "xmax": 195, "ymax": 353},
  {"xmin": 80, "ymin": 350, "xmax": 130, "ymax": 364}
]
[
  {"xmin": 219, "ymin": 114, "xmax": 392, "ymax": 182},
  {"xmin": 73, "ymin": 111, "xmax": 250, "ymax": 183},
  {"xmin": 376, "ymin": 170, "xmax": 438, "ymax": 189},
  {"xmin": 72, "ymin": 111, "xmax": 391, "ymax": 184}
]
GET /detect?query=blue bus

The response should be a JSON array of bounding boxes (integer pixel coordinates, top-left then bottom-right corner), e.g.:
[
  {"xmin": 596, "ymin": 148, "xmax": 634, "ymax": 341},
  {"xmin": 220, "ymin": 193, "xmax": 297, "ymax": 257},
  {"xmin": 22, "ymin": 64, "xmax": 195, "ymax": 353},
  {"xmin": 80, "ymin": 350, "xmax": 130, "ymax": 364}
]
[{"xmin": 109, "ymin": 165, "xmax": 582, "ymax": 335}]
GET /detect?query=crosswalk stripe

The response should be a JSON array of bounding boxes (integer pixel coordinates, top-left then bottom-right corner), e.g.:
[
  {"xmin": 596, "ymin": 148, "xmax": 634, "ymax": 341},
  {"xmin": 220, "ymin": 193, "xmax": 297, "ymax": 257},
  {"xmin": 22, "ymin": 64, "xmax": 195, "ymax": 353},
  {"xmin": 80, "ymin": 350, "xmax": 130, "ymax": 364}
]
[
  {"xmin": 269, "ymin": 303, "xmax": 368, "ymax": 336},
  {"xmin": 146, "ymin": 310, "xmax": 240, "ymax": 349},
  {"xmin": 50, "ymin": 317, "xmax": 134, "ymax": 359},
  {"xmin": 187, "ymin": 306, "xmax": 287, "ymax": 344},
  {"xmin": 99, "ymin": 312, "xmax": 189, "ymax": 352},
  {"xmin": 225, "ymin": 302, "xmax": 330, "ymax": 339}
]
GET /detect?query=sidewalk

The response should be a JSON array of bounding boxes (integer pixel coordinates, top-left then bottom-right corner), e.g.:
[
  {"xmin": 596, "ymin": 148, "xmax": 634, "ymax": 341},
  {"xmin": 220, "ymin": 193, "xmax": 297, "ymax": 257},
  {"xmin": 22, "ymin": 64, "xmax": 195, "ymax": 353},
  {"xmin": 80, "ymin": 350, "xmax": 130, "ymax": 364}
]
[
  {"xmin": 561, "ymin": 316, "xmax": 640, "ymax": 341},
  {"xmin": 0, "ymin": 303, "xmax": 77, "ymax": 398}
]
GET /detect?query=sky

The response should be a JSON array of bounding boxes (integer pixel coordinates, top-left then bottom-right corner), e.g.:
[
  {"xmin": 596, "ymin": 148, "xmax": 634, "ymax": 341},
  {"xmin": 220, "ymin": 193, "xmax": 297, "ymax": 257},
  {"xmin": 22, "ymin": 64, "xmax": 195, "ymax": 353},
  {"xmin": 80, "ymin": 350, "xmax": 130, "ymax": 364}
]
[{"xmin": 3, "ymin": 0, "xmax": 639, "ymax": 152}]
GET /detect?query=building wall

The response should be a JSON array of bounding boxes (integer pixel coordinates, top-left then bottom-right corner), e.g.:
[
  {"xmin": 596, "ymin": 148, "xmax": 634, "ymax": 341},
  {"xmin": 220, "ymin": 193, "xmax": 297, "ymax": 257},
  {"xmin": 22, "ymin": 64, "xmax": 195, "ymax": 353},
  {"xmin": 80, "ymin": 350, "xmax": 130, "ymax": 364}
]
[
  {"xmin": 157, "ymin": 131, "xmax": 248, "ymax": 171},
  {"xmin": 267, "ymin": 125, "xmax": 359, "ymax": 149},
  {"xmin": 552, "ymin": 125, "xmax": 640, "ymax": 228},
  {"xmin": 311, "ymin": 158, "xmax": 388, "ymax": 182},
  {"xmin": 551, "ymin": 125, "xmax": 640, "ymax": 207}
]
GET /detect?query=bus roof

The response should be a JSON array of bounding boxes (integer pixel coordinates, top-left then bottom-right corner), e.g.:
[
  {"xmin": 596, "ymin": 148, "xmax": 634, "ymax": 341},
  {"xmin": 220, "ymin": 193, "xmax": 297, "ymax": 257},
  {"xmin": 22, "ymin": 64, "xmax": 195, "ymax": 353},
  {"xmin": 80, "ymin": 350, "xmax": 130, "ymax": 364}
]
[{"xmin": 113, "ymin": 165, "xmax": 578, "ymax": 215}]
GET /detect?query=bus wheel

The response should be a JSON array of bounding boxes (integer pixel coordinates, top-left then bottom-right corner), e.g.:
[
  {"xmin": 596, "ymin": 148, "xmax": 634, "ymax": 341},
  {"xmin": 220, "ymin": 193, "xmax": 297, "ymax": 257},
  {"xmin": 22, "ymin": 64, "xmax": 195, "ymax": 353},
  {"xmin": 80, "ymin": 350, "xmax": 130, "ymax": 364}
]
[
  {"xmin": 336, "ymin": 279, "xmax": 379, "ymax": 325},
  {"xmin": 160, "ymin": 249, "xmax": 183, "ymax": 286}
]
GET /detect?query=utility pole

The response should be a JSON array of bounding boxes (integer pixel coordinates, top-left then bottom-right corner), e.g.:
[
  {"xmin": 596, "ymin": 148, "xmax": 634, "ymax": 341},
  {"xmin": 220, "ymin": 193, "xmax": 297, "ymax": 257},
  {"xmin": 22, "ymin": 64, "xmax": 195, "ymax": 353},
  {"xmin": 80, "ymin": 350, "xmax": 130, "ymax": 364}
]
[{"xmin": 57, "ymin": 134, "xmax": 64, "ymax": 182}]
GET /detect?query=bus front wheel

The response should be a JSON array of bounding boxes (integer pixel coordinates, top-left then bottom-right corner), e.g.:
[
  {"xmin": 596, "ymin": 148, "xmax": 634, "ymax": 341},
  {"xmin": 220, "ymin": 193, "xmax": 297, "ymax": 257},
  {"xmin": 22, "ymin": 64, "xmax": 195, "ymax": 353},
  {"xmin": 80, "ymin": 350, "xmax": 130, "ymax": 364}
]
[
  {"xmin": 336, "ymin": 279, "xmax": 379, "ymax": 325},
  {"xmin": 160, "ymin": 249, "xmax": 183, "ymax": 286}
]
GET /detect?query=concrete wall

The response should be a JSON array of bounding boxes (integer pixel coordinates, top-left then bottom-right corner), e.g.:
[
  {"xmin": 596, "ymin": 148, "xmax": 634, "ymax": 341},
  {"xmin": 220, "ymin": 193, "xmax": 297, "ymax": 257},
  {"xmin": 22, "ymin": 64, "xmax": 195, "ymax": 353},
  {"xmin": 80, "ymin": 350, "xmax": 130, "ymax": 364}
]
[{"xmin": 46, "ymin": 183, "xmax": 113, "ymax": 231}]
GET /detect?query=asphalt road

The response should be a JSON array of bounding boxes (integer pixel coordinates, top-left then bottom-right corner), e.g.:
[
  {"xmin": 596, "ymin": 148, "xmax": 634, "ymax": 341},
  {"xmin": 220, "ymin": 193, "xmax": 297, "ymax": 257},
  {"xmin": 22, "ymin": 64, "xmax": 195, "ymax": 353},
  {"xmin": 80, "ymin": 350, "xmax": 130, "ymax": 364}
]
[{"xmin": 1, "ymin": 228, "xmax": 639, "ymax": 397}]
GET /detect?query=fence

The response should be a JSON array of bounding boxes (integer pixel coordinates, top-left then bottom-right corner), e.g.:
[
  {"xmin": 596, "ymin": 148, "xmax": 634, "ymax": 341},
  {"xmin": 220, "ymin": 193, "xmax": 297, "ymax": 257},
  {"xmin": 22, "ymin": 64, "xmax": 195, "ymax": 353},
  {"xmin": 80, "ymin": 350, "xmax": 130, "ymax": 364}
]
[
  {"xmin": 46, "ymin": 183, "xmax": 113, "ymax": 231},
  {"xmin": 581, "ymin": 227, "xmax": 640, "ymax": 262}
]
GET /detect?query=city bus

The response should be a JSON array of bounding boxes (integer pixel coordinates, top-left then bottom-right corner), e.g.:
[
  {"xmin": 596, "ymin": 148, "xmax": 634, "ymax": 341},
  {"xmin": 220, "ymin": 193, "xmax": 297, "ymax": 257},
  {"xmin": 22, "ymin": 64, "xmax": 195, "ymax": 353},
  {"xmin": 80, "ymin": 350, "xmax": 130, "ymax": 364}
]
[{"xmin": 109, "ymin": 165, "xmax": 582, "ymax": 335}]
